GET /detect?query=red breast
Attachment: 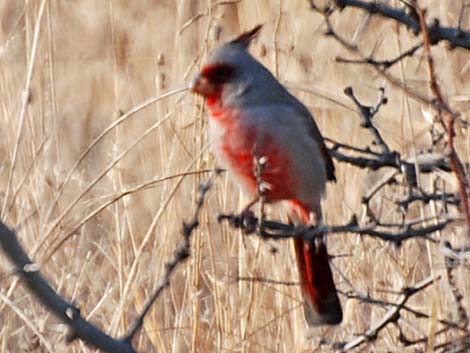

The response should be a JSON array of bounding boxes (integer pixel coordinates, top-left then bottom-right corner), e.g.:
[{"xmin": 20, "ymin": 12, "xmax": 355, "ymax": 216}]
[{"xmin": 207, "ymin": 101, "xmax": 298, "ymax": 202}]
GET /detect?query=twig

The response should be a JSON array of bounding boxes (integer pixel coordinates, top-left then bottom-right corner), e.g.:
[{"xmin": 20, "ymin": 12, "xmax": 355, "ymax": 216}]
[
  {"xmin": 329, "ymin": 144, "xmax": 454, "ymax": 179},
  {"xmin": 443, "ymin": 241, "xmax": 469, "ymax": 329},
  {"xmin": 124, "ymin": 175, "xmax": 215, "ymax": 343},
  {"xmin": 398, "ymin": 192, "xmax": 460, "ymax": 210},
  {"xmin": 442, "ymin": 242, "xmax": 470, "ymax": 269},
  {"xmin": 396, "ymin": 325, "xmax": 452, "ymax": 348},
  {"xmin": 336, "ymin": 275, "xmax": 439, "ymax": 351},
  {"xmin": 361, "ymin": 170, "xmax": 399, "ymax": 222},
  {"xmin": 254, "ymin": 155, "xmax": 269, "ymax": 237},
  {"xmin": 234, "ymin": 271, "xmax": 461, "ymax": 344},
  {"xmin": 340, "ymin": 288, "xmax": 465, "ymax": 332},
  {"xmin": 343, "ymin": 86, "xmax": 390, "ymax": 153},
  {"xmin": 434, "ymin": 337, "xmax": 470, "ymax": 353},
  {"xmin": 336, "ymin": 42, "xmax": 423, "ymax": 69}
]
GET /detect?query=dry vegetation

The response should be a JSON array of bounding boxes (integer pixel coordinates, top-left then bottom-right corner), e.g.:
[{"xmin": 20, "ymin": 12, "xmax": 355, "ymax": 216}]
[{"xmin": 0, "ymin": 1, "xmax": 469, "ymax": 352}]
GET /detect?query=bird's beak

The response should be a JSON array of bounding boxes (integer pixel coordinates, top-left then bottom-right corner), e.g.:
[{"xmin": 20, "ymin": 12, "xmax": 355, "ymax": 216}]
[
  {"xmin": 189, "ymin": 73, "xmax": 213, "ymax": 97},
  {"xmin": 189, "ymin": 74, "xmax": 201, "ymax": 94}
]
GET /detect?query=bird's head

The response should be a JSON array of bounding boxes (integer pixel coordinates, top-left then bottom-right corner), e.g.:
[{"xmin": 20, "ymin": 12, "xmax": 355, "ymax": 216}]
[{"xmin": 190, "ymin": 25, "xmax": 266, "ymax": 105}]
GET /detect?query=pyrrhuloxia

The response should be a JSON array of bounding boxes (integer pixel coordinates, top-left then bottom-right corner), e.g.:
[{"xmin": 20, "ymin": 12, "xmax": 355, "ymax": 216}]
[{"xmin": 190, "ymin": 25, "xmax": 342, "ymax": 326}]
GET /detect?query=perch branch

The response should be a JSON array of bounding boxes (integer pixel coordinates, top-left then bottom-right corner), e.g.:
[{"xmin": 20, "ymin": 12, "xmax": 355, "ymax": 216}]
[{"xmin": 218, "ymin": 213, "xmax": 450, "ymax": 246}]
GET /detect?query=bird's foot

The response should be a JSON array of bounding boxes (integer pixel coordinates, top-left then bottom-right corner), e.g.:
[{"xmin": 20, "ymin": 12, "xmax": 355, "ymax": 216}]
[{"xmin": 239, "ymin": 208, "xmax": 258, "ymax": 234}]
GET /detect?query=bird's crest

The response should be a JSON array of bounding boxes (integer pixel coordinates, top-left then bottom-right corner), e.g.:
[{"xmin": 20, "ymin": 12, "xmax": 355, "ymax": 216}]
[{"xmin": 230, "ymin": 25, "xmax": 263, "ymax": 48}]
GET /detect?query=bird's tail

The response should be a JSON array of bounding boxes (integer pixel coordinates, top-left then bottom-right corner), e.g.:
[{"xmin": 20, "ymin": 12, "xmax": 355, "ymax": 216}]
[{"xmin": 290, "ymin": 201, "xmax": 342, "ymax": 326}]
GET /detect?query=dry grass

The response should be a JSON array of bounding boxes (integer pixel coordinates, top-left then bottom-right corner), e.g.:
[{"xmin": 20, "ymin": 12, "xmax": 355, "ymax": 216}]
[{"xmin": 0, "ymin": 1, "xmax": 469, "ymax": 352}]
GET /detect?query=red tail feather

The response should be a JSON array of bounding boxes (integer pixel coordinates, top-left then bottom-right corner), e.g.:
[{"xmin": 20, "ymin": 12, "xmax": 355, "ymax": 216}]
[{"xmin": 290, "ymin": 202, "xmax": 342, "ymax": 326}]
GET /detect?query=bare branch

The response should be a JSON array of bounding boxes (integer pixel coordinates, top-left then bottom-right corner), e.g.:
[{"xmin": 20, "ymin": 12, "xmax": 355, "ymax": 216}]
[
  {"xmin": 328, "ymin": 136, "xmax": 454, "ymax": 189},
  {"xmin": 0, "ymin": 222, "xmax": 137, "ymax": 353},
  {"xmin": 329, "ymin": 0, "xmax": 470, "ymax": 49},
  {"xmin": 340, "ymin": 288, "xmax": 465, "ymax": 332},
  {"xmin": 310, "ymin": 2, "xmax": 464, "ymax": 116},
  {"xmin": 236, "ymin": 275, "xmax": 466, "ymax": 335},
  {"xmin": 336, "ymin": 275, "xmax": 439, "ymax": 351}
]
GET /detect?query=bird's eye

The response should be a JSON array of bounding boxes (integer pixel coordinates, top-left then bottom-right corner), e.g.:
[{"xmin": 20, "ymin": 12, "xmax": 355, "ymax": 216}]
[{"xmin": 201, "ymin": 64, "xmax": 235, "ymax": 85}]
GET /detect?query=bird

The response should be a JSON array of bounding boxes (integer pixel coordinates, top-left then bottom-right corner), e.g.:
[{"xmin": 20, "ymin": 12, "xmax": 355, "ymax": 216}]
[{"xmin": 189, "ymin": 25, "xmax": 342, "ymax": 326}]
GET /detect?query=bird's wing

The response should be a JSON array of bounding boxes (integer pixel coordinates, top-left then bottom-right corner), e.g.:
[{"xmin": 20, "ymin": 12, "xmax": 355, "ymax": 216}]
[{"xmin": 290, "ymin": 99, "xmax": 336, "ymax": 182}]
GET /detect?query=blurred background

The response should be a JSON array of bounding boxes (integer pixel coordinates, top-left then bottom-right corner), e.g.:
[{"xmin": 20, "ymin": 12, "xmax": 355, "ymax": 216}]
[{"xmin": 0, "ymin": 1, "xmax": 468, "ymax": 352}]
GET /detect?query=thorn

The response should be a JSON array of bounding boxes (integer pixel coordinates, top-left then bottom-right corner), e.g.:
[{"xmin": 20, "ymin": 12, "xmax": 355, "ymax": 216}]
[
  {"xmin": 23, "ymin": 263, "xmax": 40, "ymax": 272},
  {"xmin": 344, "ymin": 86, "xmax": 353, "ymax": 95}
]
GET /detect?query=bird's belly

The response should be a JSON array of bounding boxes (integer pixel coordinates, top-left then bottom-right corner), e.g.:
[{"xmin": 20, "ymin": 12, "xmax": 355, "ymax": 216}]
[{"xmin": 210, "ymin": 119, "xmax": 297, "ymax": 201}]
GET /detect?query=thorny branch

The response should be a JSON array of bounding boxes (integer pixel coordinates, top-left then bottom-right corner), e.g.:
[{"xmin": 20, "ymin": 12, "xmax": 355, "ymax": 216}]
[
  {"xmin": 218, "ymin": 212, "xmax": 451, "ymax": 246},
  {"xmin": 443, "ymin": 242, "xmax": 469, "ymax": 329},
  {"xmin": 284, "ymin": 2, "xmax": 470, "ymax": 351},
  {"xmin": 398, "ymin": 192, "xmax": 461, "ymax": 211},
  {"xmin": 0, "ymin": 221, "xmax": 136, "ymax": 353},
  {"xmin": 0, "ymin": 175, "xmax": 216, "ymax": 352},
  {"xmin": 124, "ymin": 174, "xmax": 216, "ymax": 343},
  {"xmin": 416, "ymin": 5, "xmax": 470, "ymax": 238},
  {"xmin": 440, "ymin": 242, "xmax": 470, "ymax": 353},
  {"xmin": 326, "ymin": 86, "xmax": 464, "ymax": 228},
  {"xmin": 442, "ymin": 242, "xmax": 470, "ymax": 269},
  {"xmin": 327, "ymin": 136, "xmax": 456, "ymax": 180}
]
